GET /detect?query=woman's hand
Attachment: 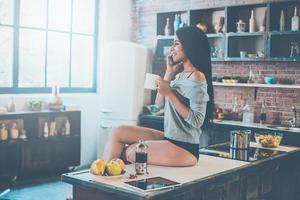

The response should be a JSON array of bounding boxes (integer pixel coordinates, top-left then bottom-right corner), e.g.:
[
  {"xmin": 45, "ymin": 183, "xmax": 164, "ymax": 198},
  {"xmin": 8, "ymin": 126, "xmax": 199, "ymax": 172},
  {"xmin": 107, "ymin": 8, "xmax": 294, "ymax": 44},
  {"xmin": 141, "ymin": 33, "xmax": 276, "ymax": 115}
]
[
  {"xmin": 156, "ymin": 78, "xmax": 172, "ymax": 96},
  {"xmin": 166, "ymin": 55, "xmax": 180, "ymax": 75}
]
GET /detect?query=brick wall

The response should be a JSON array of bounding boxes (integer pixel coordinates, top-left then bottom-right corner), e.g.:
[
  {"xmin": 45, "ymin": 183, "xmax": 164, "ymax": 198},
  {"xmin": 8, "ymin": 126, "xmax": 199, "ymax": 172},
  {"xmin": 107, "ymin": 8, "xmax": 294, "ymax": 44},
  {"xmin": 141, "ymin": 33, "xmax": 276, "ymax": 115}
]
[{"xmin": 132, "ymin": 0, "xmax": 300, "ymax": 125}]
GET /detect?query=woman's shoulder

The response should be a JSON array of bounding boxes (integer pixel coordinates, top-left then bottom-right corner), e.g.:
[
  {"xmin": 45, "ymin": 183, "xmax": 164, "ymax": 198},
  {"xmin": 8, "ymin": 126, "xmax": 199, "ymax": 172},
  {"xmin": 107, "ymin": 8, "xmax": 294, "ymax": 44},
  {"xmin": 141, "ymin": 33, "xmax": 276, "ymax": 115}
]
[{"xmin": 190, "ymin": 71, "xmax": 206, "ymax": 82}]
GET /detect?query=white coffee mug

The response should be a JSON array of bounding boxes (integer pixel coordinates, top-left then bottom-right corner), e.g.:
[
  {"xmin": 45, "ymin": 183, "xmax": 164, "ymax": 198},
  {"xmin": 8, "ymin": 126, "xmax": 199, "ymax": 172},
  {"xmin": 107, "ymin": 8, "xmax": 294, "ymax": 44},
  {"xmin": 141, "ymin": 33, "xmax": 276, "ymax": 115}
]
[{"xmin": 144, "ymin": 73, "xmax": 160, "ymax": 90}]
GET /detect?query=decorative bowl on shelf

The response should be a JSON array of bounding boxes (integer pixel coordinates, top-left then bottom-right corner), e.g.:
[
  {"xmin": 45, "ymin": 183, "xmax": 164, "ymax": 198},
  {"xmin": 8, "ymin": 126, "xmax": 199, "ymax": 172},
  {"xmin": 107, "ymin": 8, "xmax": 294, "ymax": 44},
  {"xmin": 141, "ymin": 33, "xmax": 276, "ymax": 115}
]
[
  {"xmin": 255, "ymin": 133, "xmax": 283, "ymax": 148},
  {"xmin": 247, "ymin": 54, "xmax": 257, "ymax": 58},
  {"xmin": 278, "ymin": 78, "xmax": 295, "ymax": 85},
  {"xmin": 264, "ymin": 76, "xmax": 278, "ymax": 84},
  {"xmin": 222, "ymin": 77, "xmax": 239, "ymax": 84}
]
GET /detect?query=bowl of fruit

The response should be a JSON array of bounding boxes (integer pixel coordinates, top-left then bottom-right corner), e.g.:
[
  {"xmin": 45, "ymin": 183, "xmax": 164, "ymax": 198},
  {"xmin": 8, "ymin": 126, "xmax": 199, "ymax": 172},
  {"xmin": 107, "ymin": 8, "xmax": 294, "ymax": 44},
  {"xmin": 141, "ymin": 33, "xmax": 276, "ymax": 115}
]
[{"xmin": 255, "ymin": 133, "xmax": 283, "ymax": 148}]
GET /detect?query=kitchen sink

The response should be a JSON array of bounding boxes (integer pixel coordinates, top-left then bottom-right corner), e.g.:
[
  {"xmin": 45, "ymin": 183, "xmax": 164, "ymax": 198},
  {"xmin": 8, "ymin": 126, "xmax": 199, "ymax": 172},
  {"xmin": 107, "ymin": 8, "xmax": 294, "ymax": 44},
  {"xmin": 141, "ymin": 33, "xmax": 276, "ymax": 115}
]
[
  {"xmin": 266, "ymin": 125, "xmax": 300, "ymax": 132},
  {"xmin": 287, "ymin": 127, "xmax": 300, "ymax": 132}
]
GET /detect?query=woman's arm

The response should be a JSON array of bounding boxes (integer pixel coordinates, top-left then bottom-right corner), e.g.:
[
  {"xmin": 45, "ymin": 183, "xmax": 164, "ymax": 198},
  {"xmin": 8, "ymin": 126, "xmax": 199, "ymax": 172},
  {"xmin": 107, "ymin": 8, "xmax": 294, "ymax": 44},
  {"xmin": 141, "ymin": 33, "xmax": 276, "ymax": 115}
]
[
  {"xmin": 155, "ymin": 56, "xmax": 180, "ymax": 107},
  {"xmin": 156, "ymin": 78, "xmax": 189, "ymax": 119},
  {"xmin": 166, "ymin": 92, "xmax": 189, "ymax": 118},
  {"xmin": 158, "ymin": 71, "xmax": 209, "ymax": 128},
  {"xmin": 155, "ymin": 71, "xmax": 174, "ymax": 106}
]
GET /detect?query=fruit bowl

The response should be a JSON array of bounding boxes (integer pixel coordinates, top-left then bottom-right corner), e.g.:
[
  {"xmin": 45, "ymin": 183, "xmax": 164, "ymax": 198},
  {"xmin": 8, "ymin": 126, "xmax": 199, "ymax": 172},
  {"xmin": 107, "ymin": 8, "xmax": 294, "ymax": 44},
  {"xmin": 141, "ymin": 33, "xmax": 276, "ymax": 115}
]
[
  {"xmin": 90, "ymin": 158, "xmax": 126, "ymax": 177},
  {"xmin": 255, "ymin": 133, "xmax": 283, "ymax": 148},
  {"xmin": 101, "ymin": 171, "xmax": 126, "ymax": 179}
]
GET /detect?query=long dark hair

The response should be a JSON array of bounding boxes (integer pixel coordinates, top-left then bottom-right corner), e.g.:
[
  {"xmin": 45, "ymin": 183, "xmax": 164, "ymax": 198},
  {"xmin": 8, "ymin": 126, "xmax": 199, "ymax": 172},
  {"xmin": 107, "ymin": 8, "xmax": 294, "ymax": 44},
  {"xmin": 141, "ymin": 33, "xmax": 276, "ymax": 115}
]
[{"xmin": 176, "ymin": 26, "xmax": 214, "ymax": 128}]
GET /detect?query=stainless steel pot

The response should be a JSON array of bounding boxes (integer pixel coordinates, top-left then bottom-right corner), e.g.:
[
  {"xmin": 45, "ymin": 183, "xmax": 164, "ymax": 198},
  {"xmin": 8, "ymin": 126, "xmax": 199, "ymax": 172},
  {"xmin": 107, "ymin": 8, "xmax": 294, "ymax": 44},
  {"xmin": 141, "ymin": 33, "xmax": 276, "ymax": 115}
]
[
  {"xmin": 230, "ymin": 130, "xmax": 251, "ymax": 149},
  {"xmin": 230, "ymin": 148, "xmax": 249, "ymax": 161}
]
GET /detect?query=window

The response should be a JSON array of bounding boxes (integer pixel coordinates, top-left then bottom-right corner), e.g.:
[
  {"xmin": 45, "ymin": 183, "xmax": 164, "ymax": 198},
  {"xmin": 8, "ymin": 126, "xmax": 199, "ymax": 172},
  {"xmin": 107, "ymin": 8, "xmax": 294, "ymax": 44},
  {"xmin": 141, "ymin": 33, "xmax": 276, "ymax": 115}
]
[{"xmin": 0, "ymin": 0, "xmax": 99, "ymax": 93}]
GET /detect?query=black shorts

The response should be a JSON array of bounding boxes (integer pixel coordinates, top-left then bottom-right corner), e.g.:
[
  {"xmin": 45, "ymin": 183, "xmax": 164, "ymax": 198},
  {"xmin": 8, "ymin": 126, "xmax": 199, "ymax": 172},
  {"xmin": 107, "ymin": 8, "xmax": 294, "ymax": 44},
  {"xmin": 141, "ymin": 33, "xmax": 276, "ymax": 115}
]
[{"xmin": 164, "ymin": 137, "xmax": 199, "ymax": 160}]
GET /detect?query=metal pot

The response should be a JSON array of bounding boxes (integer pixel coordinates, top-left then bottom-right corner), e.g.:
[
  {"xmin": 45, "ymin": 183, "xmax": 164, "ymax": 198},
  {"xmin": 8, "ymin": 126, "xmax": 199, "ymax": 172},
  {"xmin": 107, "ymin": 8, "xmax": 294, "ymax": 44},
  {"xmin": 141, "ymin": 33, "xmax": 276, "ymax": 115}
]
[
  {"xmin": 230, "ymin": 130, "xmax": 251, "ymax": 149},
  {"xmin": 230, "ymin": 148, "xmax": 249, "ymax": 161}
]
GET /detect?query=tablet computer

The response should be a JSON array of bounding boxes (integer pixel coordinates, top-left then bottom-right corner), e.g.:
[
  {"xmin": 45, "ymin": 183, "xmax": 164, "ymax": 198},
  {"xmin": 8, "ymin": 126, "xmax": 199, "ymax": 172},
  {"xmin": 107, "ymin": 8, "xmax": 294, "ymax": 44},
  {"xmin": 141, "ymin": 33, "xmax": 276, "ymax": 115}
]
[{"xmin": 124, "ymin": 177, "xmax": 181, "ymax": 192}]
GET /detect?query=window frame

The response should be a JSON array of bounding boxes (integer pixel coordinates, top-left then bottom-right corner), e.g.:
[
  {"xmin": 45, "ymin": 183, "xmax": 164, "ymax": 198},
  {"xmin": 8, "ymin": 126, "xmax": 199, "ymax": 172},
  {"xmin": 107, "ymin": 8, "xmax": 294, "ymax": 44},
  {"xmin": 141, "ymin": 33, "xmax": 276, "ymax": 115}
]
[{"xmin": 0, "ymin": 0, "xmax": 99, "ymax": 94}]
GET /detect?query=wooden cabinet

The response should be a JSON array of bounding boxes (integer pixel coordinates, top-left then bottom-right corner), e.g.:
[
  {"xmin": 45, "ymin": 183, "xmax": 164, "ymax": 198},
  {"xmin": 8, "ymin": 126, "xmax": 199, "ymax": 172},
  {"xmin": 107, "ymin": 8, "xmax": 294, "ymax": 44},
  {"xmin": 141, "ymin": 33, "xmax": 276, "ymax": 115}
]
[
  {"xmin": 0, "ymin": 110, "xmax": 81, "ymax": 180},
  {"xmin": 0, "ymin": 140, "xmax": 20, "ymax": 180},
  {"xmin": 155, "ymin": 0, "xmax": 300, "ymax": 62}
]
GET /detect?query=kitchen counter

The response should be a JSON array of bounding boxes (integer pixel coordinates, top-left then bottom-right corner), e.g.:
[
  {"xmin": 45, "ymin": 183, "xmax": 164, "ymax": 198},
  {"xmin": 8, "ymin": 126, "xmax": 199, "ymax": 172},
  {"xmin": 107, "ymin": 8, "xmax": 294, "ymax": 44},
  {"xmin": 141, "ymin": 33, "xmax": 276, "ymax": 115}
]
[
  {"xmin": 139, "ymin": 115, "xmax": 300, "ymax": 147},
  {"xmin": 213, "ymin": 119, "xmax": 300, "ymax": 133},
  {"xmin": 139, "ymin": 114, "xmax": 300, "ymax": 133},
  {"xmin": 62, "ymin": 143, "xmax": 300, "ymax": 200}
]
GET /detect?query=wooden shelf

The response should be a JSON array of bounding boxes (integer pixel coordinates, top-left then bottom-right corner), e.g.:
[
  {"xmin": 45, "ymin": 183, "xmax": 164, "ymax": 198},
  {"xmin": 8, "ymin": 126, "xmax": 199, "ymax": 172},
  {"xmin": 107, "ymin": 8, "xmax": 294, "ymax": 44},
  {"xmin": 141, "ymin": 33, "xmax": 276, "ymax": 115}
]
[
  {"xmin": 155, "ymin": 1, "xmax": 300, "ymax": 62},
  {"xmin": 225, "ymin": 57, "xmax": 265, "ymax": 61},
  {"xmin": 211, "ymin": 58, "xmax": 225, "ymax": 61},
  {"xmin": 226, "ymin": 32, "xmax": 267, "ymax": 37},
  {"xmin": 269, "ymin": 57, "xmax": 300, "ymax": 62},
  {"xmin": 270, "ymin": 30, "xmax": 300, "ymax": 36},
  {"xmin": 156, "ymin": 35, "xmax": 175, "ymax": 40},
  {"xmin": 213, "ymin": 82, "xmax": 300, "ymax": 89},
  {"xmin": 207, "ymin": 33, "xmax": 225, "ymax": 38}
]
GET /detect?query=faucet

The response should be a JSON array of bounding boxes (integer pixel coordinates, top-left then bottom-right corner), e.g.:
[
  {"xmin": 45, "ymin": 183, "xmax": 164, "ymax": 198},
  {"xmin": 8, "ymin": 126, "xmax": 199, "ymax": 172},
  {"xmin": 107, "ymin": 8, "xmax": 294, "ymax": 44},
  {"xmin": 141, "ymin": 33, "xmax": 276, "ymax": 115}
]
[{"xmin": 288, "ymin": 106, "xmax": 297, "ymax": 128}]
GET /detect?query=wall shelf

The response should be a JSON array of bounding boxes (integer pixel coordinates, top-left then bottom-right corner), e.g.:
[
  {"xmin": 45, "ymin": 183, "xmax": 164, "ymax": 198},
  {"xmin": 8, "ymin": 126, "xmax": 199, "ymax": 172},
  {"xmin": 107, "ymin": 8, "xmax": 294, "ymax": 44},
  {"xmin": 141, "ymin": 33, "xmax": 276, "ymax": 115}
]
[
  {"xmin": 155, "ymin": 0, "xmax": 300, "ymax": 62},
  {"xmin": 207, "ymin": 33, "xmax": 225, "ymax": 38},
  {"xmin": 225, "ymin": 57, "xmax": 265, "ymax": 61},
  {"xmin": 157, "ymin": 35, "xmax": 175, "ymax": 40},
  {"xmin": 213, "ymin": 82, "xmax": 300, "ymax": 89}
]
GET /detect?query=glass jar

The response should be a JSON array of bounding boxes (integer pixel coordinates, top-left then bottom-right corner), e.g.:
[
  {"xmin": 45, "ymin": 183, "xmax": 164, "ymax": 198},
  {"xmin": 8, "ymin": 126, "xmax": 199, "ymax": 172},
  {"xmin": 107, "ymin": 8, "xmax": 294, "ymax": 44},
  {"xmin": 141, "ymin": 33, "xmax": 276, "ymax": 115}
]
[
  {"xmin": 135, "ymin": 140, "xmax": 148, "ymax": 175},
  {"xmin": 242, "ymin": 102, "xmax": 254, "ymax": 124},
  {"xmin": 236, "ymin": 19, "xmax": 246, "ymax": 32},
  {"xmin": 290, "ymin": 42, "xmax": 300, "ymax": 58}
]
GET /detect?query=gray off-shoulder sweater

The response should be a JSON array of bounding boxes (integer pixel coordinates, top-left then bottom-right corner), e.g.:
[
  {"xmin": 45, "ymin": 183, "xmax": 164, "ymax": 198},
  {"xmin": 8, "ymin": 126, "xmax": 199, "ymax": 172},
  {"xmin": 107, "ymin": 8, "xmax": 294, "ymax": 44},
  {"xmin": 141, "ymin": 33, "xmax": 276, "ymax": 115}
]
[{"xmin": 163, "ymin": 75, "xmax": 209, "ymax": 144}]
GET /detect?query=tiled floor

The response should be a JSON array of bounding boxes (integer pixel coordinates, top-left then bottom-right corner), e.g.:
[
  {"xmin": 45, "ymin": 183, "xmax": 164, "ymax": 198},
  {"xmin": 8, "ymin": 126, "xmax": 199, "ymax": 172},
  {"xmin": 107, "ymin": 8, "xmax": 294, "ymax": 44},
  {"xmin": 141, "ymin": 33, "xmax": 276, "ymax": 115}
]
[{"xmin": 0, "ymin": 177, "xmax": 72, "ymax": 200}]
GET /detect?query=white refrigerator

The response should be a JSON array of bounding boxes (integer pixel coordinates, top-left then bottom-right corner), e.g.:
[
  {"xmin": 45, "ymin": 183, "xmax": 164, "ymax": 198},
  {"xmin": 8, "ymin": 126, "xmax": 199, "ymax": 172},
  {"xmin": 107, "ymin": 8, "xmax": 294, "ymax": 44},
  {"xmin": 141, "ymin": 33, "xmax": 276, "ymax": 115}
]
[{"xmin": 97, "ymin": 42, "xmax": 151, "ymax": 158}]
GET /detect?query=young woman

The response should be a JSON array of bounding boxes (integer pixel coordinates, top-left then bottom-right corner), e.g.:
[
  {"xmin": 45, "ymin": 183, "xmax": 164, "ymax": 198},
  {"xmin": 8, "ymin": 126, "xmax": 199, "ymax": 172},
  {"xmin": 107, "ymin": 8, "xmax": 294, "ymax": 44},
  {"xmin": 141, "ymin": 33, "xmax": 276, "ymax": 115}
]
[{"xmin": 103, "ymin": 26, "xmax": 214, "ymax": 167}]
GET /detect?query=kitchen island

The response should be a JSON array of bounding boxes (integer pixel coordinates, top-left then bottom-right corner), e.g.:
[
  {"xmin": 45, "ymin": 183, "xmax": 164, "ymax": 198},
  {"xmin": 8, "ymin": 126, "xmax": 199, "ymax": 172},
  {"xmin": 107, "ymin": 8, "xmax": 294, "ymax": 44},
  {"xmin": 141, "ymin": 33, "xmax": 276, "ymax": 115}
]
[{"xmin": 62, "ymin": 143, "xmax": 300, "ymax": 200}]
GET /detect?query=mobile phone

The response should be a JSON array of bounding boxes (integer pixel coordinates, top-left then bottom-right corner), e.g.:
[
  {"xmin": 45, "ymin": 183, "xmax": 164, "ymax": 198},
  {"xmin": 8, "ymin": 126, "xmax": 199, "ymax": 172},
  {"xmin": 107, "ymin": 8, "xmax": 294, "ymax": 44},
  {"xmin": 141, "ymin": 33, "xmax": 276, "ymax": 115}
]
[{"xmin": 168, "ymin": 55, "xmax": 180, "ymax": 65}]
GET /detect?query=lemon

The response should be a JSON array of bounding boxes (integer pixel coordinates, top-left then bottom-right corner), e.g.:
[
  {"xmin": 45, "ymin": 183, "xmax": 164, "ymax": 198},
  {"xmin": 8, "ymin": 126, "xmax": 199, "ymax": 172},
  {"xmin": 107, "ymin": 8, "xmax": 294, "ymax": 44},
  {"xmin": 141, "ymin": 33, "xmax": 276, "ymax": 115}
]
[
  {"xmin": 90, "ymin": 159, "xmax": 107, "ymax": 176},
  {"xmin": 110, "ymin": 158, "xmax": 125, "ymax": 171},
  {"xmin": 106, "ymin": 160, "xmax": 122, "ymax": 176}
]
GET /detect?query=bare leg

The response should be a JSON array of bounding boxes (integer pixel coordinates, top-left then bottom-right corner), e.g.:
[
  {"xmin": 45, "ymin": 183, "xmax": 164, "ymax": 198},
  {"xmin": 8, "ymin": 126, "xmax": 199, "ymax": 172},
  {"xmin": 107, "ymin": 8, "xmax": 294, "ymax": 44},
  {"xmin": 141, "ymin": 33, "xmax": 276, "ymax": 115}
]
[
  {"xmin": 125, "ymin": 140, "xmax": 198, "ymax": 167},
  {"xmin": 102, "ymin": 125, "xmax": 164, "ymax": 161}
]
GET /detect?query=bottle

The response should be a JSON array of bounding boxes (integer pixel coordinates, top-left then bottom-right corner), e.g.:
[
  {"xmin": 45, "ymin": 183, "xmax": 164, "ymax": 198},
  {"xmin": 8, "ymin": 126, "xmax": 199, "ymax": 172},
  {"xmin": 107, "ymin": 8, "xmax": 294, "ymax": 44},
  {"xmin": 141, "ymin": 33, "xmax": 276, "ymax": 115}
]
[
  {"xmin": 0, "ymin": 123, "xmax": 8, "ymax": 141},
  {"xmin": 164, "ymin": 18, "xmax": 171, "ymax": 36},
  {"xmin": 65, "ymin": 120, "xmax": 70, "ymax": 136},
  {"xmin": 49, "ymin": 121, "xmax": 56, "ymax": 136},
  {"xmin": 260, "ymin": 101, "xmax": 267, "ymax": 124},
  {"xmin": 232, "ymin": 97, "xmax": 239, "ymax": 120},
  {"xmin": 135, "ymin": 140, "xmax": 148, "ymax": 175},
  {"xmin": 242, "ymin": 101, "xmax": 254, "ymax": 125},
  {"xmin": 290, "ymin": 42, "xmax": 296, "ymax": 58},
  {"xmin": 280, "ymin": 10, "xmax": 285, "ymax": 31},
  {"xmin": 19, "ymin": 129, "xmax": 27, "ymax": 140},
  {"xmin": 248, "ymin": 68, "xmax": 254, "ymax": 83},
  {"xmin": 8, "ymin": 96, "xmax": 16, "ymax": 112},
  {"xmin": 43, "ymin": 122, "xmax": 49, "ymax": 138},
  {"xmin": 179, "ymin": 17, "xmax": 186, "ymax": 28},
  {"xmin": 173, "ymin": 14, "xmax": 180, "ymax": 33},
  {"xmin": 249, "ymin": 10, "xmax": 256, "ymax": 32},
  {"xmin": 215, "ymin": 108, "xmax": 224, "ymax": 120},
  {"xmin": 291, "ymin": 7, "xmax": 299, "ymax": 31},
  {"xmin": 10, "ymin": 122, "xmax": 19, "ymax": 139}
]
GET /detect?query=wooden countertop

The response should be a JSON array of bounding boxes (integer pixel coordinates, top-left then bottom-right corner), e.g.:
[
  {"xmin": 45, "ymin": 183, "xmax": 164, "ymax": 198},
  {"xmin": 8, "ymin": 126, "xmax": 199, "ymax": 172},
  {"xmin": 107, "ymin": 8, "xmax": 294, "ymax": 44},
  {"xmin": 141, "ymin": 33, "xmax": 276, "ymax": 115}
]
[
  {"xmin": 62, "ymin": 143, "xmax": 298, "ymax": 199},
  {"xmin": 63, "ymin": 155, "xmax": 249, "ymax": 199}
]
